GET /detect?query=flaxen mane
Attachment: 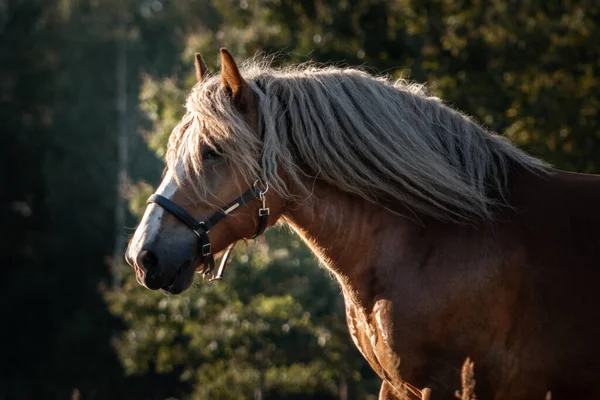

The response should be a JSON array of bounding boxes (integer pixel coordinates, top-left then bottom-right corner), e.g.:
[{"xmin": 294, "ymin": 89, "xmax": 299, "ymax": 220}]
[{"xmin": 167, "ymin": 58, "xmax": 547, "ymax": 222}]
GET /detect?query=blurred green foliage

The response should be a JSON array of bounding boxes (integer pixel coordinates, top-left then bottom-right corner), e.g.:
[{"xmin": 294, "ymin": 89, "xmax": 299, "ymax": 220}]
[
  {"xmin": 105, "ymin": 230, "xmax": 377, "ymax": 399},
  {"xmin": 1, "ymin": 0, "xmax": 598, "ymax": 399}
]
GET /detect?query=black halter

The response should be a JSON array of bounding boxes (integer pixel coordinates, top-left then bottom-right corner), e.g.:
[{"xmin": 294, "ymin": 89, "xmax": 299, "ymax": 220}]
[{"xmin": 147, "ymin": 182, "xmax": 269, "ymax": 283}]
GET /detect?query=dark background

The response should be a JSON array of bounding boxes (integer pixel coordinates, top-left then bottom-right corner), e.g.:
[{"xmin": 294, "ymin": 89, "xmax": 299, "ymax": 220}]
[{"xmin": 1, "ymin": 0, "xmax": 598, "ymax": 399}]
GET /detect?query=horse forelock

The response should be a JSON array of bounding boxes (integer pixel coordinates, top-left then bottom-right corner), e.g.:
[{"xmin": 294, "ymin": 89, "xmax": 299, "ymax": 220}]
[{"xmin": 167, "ymin": 57, "xmax": 548, "ymax": 221}]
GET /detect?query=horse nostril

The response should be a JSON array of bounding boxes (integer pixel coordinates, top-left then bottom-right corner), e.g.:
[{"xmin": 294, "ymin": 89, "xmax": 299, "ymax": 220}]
[{"xmin": 137, "ymin": 250, "xmax": 158, "ymax": 273}]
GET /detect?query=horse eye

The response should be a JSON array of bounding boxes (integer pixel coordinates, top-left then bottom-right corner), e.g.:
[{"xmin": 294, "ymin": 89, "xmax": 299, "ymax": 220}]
[{"xmin": 202, "ymin": 149, "xmax": 221, "ymax": 160}]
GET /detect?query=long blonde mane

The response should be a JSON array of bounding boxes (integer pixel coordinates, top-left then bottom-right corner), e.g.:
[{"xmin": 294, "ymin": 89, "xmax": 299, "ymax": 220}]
[{"xmin": 167, "ymin": 58, "xmax": 546, "ymax": 222}]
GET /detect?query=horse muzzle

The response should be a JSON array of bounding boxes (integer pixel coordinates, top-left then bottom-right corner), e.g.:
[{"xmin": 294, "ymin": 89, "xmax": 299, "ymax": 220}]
[{"xmin": 127, "ymin": 247, "xmax": 197, "ymax": 294}]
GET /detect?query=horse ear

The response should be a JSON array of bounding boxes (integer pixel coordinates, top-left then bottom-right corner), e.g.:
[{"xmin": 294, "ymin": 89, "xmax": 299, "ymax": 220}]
[
  {"xmin": 220, "ymin": 48, "xmax": 250, "ymax": 107},
  {"xmin": 194, "ymin": 53, "xmax": 210, "ymax": 82}
]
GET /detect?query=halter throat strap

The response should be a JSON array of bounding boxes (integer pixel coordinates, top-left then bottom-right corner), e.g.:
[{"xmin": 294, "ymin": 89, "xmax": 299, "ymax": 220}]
[{"xmin": 147, "ymin": 184, "xmax": 269, "ymax": 283}]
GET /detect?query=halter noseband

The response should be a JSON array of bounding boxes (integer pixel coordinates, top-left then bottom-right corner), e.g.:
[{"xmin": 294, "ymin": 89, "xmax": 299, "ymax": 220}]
[{"xmin": 147, "ymin": 181, "xmax": 269, "ymax": 283}]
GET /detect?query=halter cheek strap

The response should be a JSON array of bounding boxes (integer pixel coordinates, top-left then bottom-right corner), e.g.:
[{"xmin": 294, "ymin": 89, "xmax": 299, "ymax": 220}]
[{"xmin": 147, "ymin": 183, "xmax": 269, "ymax": 283}]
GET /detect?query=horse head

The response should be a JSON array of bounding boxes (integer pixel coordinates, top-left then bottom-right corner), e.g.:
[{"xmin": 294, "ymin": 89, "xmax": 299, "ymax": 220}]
[{"xmin": 126, "ymin": 49, "xmax": 287, "ymax": 294}]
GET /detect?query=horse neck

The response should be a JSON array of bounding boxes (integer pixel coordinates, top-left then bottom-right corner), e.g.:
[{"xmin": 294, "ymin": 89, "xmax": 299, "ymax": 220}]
[
  {"xmin": 282, "ymin": 182, "xmax": 417, "ymax": 305},
  {"xmin": 280, "ymin": 178, "xmax": 520, "ymax": 309}
]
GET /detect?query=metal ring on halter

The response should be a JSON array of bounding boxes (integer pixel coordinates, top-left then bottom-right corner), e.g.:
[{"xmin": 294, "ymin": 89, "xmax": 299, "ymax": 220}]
[
  {"xmin": 260, "ymin": 182, "xmax": 269, "ymax": 195},
  {"xmin": 203, "ymin": 271, "xmax": 215, "ymax": 284},
  {"xmin": 196, "ymin": 221, "xmax": 209, "ymax": 233},
  {"xmin": 253, "ymin": 179, "xmax": 269, "ymax": 196}
]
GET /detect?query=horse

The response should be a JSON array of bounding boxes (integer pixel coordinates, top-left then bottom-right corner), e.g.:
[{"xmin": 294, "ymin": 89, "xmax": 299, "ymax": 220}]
[{"xmin": 126, "ymin": 49, "xmax": 600, "ymax": 399}]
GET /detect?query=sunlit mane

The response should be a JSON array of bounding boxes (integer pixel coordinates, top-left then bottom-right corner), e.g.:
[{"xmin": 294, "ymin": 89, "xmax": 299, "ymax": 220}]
[{"xmin": 167, "ymin": 58, "xmax": 547, "ymax": 222}]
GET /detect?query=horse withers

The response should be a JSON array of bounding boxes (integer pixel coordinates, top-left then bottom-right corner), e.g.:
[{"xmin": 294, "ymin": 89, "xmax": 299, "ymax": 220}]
[{"xmin": 126, "ymin": 49, "xmax": 600, "ymax": 399}]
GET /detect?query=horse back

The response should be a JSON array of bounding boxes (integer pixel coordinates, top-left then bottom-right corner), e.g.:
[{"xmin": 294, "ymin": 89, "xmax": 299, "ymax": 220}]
[{"xmin": 505, "ymin": 168, "xmax": 600, "ymax": 396}]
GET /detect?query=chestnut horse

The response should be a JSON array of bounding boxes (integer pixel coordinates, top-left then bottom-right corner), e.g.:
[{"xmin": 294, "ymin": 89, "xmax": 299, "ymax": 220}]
[{"xmin": 126, "ymin": 49, "xmax": 600, "ymax": 399}]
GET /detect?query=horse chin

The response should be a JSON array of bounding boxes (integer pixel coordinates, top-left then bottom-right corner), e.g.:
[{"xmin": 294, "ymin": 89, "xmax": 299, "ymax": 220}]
[{"xmin": 160, "ymin": 261, "xmax": 195, "ymax": 295}]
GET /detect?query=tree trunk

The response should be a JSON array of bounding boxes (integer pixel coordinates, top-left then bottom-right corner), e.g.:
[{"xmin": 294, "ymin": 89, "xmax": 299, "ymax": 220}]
[
  {"xmin": 113, "ymin": 19, "xmax": 128, "ymax": 283},
  {"xmin": 339, "ymin": 374, "xmax": 348, "ymax": 400},
  {"xmin": 254, "ymin": 368, "xmax": 265, "ymax": 400}
]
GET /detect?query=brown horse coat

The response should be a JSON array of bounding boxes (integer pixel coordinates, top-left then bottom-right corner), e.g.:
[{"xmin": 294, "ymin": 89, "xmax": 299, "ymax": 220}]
[{"xmin": 284, "ymin": 167, "xmax": 600, "ymax": 399}]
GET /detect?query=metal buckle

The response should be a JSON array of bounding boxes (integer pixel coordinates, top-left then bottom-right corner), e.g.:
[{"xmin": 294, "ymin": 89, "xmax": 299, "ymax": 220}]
[
  {"xmin": 202, "ymin": 243, "xmax": 212, "ymax": 256},
  {"xmin": 259, "ymin": 207, "xmax": 270, "ymax": 216}
]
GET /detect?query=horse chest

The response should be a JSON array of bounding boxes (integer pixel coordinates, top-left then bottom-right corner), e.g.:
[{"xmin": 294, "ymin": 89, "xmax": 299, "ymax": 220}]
[{"xmin": 344, "ymin": 296, "xmax": 402, "ymax": 384}]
